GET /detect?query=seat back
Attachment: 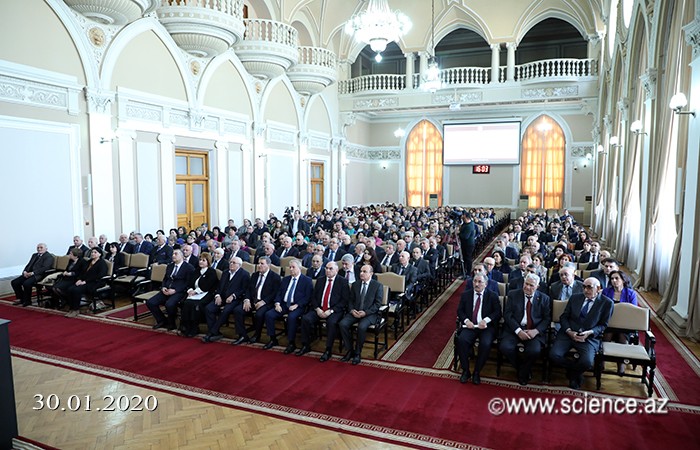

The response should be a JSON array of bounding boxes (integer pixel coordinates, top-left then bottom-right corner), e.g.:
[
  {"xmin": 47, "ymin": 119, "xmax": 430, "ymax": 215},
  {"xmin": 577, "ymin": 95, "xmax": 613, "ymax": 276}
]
[
  {"xmin": 121, "ymin": 252, "xmax": 132, "ymax": 267},
  {"xmin": 381, "ymin": 285, "xmax": 390, "ymax": 306},
  {"xmin": 215, "ymin": 269, "xmax": 222, "ymax": 280},
  {"xmin": 502, "ymin": 273, "xmax": 509, "ymax": 284},
  {"xmin": 607, "ymin": 302, "xmax": 649, "ymax": 331},
  {"xmin": 129, "ymin": 253, "xmax": 149, "ymax": 269},
  {"xmin": 280, "ymin": 256, "xmax": 296, "ymax": 271},
  {"xmin": 498, "ymin": 282, "xmax": 507, "ymax": 297},
  {"xmin": 446, "ymin": 244, "xmax": 454, "ymax": 257},
  {"xmin": 269, "ymin": 264, "xmax": 281, "ymax": 275},
  {"xmin": 376, "ymin": 272, "xmax": 405, "ymax": 294},
  {"xmin": 150, "ymin": 264, "xmax": 168, "ymax": 283},
  {"xmin": 582, "ymin": 269, "xmax": 594, "ymax": 279},
  {"xmin": 300, "ymin": 266, "xmax": 308, "ymax": 276},
  {"xmin": 242, "ymin": 261, "xmax": 255, "ymax": 274},
  {"xmin": 552, "ymin": 299, "xmax": 568, "ymax": 323},
  {"xmin": 103, "ymin": 260, "xmax": 114, "ymax": 277},
  {"xmin": 54, "ymin": 255, "xmax": 71, "ymax": 271}
]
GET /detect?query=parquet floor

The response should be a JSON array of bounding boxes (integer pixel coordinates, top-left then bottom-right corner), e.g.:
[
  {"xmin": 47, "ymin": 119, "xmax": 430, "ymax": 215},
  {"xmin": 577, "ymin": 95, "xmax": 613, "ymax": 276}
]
[{"xmin": 12, "ymin": 357, "xmax": 407, "ymax": 450}]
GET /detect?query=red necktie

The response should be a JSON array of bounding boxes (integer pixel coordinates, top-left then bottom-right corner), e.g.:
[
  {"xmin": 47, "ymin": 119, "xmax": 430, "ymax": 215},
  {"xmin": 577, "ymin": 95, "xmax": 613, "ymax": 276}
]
[
  {"xmin": 526, "ymin": 296, "xmax": 533, "ymax": 329},
  {"xmin": 322, "ymin": 279, "xmax": 333, "ymax": 310},
  {"xmin": 472, "ymin": 292, "xmax": 482, "ymax": 323}
]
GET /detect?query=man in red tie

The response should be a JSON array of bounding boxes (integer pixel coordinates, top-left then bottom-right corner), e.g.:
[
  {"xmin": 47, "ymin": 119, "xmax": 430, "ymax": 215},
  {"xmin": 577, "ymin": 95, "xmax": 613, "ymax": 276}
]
[
  {"xmin": 296, "ymin": 261, "xmax": 350, "ymax": 361},
  {"xmin": 500, "ymin": 273, "xmax": 551, "ymax": 385},
  {"xmin": 455, "ymin": 274, "xmax": 501, "ymax": 385}
]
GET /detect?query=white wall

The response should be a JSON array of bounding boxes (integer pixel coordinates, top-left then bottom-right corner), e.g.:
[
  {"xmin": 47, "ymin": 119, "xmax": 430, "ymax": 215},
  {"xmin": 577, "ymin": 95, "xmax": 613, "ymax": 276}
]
[{"xmin": 0, "ymin": 116, "xmax": 82, "ymax": 276}]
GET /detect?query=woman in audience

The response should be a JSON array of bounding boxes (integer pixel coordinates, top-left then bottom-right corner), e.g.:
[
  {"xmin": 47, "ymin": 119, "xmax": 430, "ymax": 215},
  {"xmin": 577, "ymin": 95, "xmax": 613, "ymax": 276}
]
[
  {"xmin": 177, "ymin": 226, "xmax": 188, "ymax": 239},
  {"xmin": 144, "ymin": 233, "xmax": 154, "ymax": 242},
  {"xmin": 548, "ymin": 253, "xmax": 576, "ymax": 285},
  {"xmin": 65, "ymin": 248, "xmax": 108, "ymax": 318},
  {"xmin": 492, "ymin": 250, "xmax": 512, "ymax": 275},
  {"xmin": 237, "ymin": 218, "xmax": 252, "ymax": 237},
  {"xmin": 180, "ymin": 253, "xmax": 218, "ymax": 337},
  {"xmin": 271, "ymin": 220, "xmax": 285, "ymax": 242},
  {"xmin": 222, "ymin": 227, "xmax": 238, "ymax": 248},
  {"xmin": 372, "ymin": 229, "xmax": 383, "ymax": 246},
  {"xmin": 211, "ymin": 226, "xmax": 224, "ymax": 243},
  {"xmin": 602, "ymin": 270, "xmax": 638, "ymax": 375},
  {"xmin": 546, "ymin": 244, "xmax": 567, "ymax": 268},
  {"xmin": 52, "ymin": 248, "xmax": 87, "ymax": 308},
  {"xmin": 362, "ymin": 247, "xmax": 383, "ymax": 274},
  {"xmin": 531, "ymin": 254, "xmax": 548, "ymax": 280},
  {"xmin": 106, "ymin": 242, "xmax": 124, "ymax": 273},
  {"xmin": 574, "ymin": 230, "xmax": 589, "ymax": 251},
  {"xmin": 186, "ymin": 234, "xmax": 200, "ymax": 257}
]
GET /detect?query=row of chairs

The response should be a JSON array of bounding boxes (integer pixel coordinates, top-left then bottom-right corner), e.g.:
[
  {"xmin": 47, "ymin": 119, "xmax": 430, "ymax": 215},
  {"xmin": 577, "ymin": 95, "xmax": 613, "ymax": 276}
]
[{"xmin": 453, "ymin": 298, "xmax": 656, "ymax": 396}]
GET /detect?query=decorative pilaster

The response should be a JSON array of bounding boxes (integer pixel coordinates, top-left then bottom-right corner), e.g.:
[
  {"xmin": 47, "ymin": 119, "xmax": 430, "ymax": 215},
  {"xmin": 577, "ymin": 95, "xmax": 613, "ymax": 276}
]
[
  {"xmin": 214, "ymin": 141, "xmax": 229, "ymax": 227},
  {"xmin": 84, "ymin": 87, "xmax": 114, "ymax": 115},
  {"xmin": 117, "ymin": 130, "xmax": 137, "ymax": 233},
  {"xmin": 405, "ymin": 52, "xmax": 415, "ymax": 90},
  {"xmin": 157, "ymin": 134, "xmax": 176, "ymax": 229},
  {"xmin": 617, "ymin": 97, "xmax": 630, "ymax": 121},
  {"xmin": 683, "ymin": 12, "xmax": 700, "ymax": 60}
]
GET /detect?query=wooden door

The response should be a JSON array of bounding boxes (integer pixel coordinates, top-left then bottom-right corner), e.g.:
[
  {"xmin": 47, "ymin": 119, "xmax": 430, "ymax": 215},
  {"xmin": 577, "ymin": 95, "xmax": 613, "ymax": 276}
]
[
  {"xmin": 310, "ymin": 162, "xmax": 324, "ymax": 213},
  {"xmin": 176, "ymin": 151, "xmax": 209, "ymax": 231}
]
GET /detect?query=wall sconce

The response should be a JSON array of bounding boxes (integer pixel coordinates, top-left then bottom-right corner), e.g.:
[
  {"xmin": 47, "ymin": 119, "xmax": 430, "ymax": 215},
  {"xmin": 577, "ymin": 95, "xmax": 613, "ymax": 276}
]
[
  {"xmin": 670, "ymin": 92, "xmax": 695, "ymax": 117},
  {"xmin": 630, "ymin": 120, "xmax": 647, "ymax": 135},
  {"xmin": 609, "ymin": 136, "xmax": 622, "ymax": 148},
  {"xmin": 585, "ymin": 152, "xmax": 592, "ymax": 160},
  {"xmin": 394, "ymin": 128, "xmax": 405, "ymax": 138},
  {"xmin": 99, "ymin": 137, "xmax": 112, "ymax": 144},
  {"xmin": 597, "ymin": 144, "xmax": 607, "ymax": 156}
]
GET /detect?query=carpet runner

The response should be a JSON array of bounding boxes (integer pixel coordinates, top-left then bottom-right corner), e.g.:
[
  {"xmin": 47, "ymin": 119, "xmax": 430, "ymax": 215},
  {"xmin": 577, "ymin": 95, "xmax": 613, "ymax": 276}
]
[{"xmin": 3, "ymin": 303, "xmax": 699, "ymax": 449}]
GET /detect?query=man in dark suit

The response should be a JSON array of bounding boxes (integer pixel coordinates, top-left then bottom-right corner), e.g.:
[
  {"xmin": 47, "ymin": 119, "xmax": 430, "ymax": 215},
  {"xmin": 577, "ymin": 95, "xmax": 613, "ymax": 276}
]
[
  {"xmin": 419, "ymin": 239, "xmax": 438, "ymax": 277},
  {"xmin": 323, "ymin": 238, "xmax": 345, "ymax": 262},
  {"xmin": 590, "ymin": 258, "xmax": 618, "ymax": 289},
  {"xmin": 338, "ymin": 265, "xmax": 383, "ymax": 365},
  {"xmin": 500, "ymin": 273, "xmax": 552, "ymax": 385},
  {"xmin": 466, "ymin": 263, "xmax": 500, "ymax": 296},
  {"xmin": 507, "ymin": 255, "xmax": 531, "ymax": 286},
  {"xmin": 338, "ymin": 254, "xmax": 359, "ymax": 285},
  {"xmin": 549, "ymin": 277, "xmax": 614, "ymax": 389},
  {"xmin": 379, "ymin": 241, "xmax": 399, "ymax": 267},
  {"xmin": 232, "ymin": 256, "xmax": 281, "ymax": 344},
  {"xmin": 288, "ymin": 210, "xmax": 309, "ymax": 236},
  {"xmin": 549, "ymin": 266, "xmax": 584, "ymax": 300},
  {"xmin": 392, "ymin": 251, "xmax": 418, "ymax": 298},
  {"xmin": 459, "ymin": 212, "xmax": 476, "ymax": 277},
  {"xmin": 209, "ymin": 248, "xmax": 228, "ymax": 271},
  {"xmin": 455, "ymin": 274, "xmax": 501, "ymax": 385},
  {"xmin": 483, "ymin": 257, "xmax": 504, "ymax": 283},
  {"xmin": 202, "ymin": 257, "xmax": 250, "ymax": 342},
  {"xmin": 255, "ymin": 243, "xmax": 280, "ymax": 267},
  {"xmin": 150, "ymin": 235, "xmax": 173, "ymax": 265},
  {"xmin": 263, "ymin": 259, "xmax": 313, "ymax": 354},
  {"xmin": 411, "ymin": 247, "xmax": 432, "ymax": 283},
  {"xmin": 297, "ymin": 261, "xmax": 350, "ymax": 360},
  {"xmin": 132, "ymin": 233, "xmax": 154, "ymax": 256},
  {"xmin": 307, "ymin": 254, "xmax": 327, "ymax": 280},
  {"xmin": 66, "ymin": 236, "xmax": 89, "ymax": 257},
  {"xmin": 578, "ymin": 241, "xmax": 602, "ymax": 269},
  {"xmin": 97, "ymin": 234, "xmax": 109, "ymax": 253},
  {"xmin": 275, "ymin": 236, "xmax": 299, "ymax": 259},
  {"xmin": 117, "ymin": 233, "xmax": 135, "ymax": 254},
  {"xmin": 227, "ymin": 239, "xmax": 250, "ymax": 263},
  {"xmin": 146, "ymin": 249, "xmax": 195, "ymax": 330},
  {"xmin": 12, "ymin": 243, "xmax": 55, "ymax": 306},
  {"xmin": 182, "ymin": 244, "xmax": 199, "ymax": 268}
]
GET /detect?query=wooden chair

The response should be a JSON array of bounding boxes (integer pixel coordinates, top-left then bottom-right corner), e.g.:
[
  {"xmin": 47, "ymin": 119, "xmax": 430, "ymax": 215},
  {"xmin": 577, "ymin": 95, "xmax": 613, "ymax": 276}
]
[
  {"xmin": 269, "ymin": 264, "xmax": 281, "ymax": 276},
  {"xmin": 361, "ymin": 285, "xmax": 390, "ymax": 359},
  {"xmin": 279, "ymin": 256, "xmax": 296, "ymax": 275},
  {"xmin": 112, "ymin": 253, "xmax": 150, "ymax": 294},
  {"xmin": 35, "ymin": 254, "xmax": 70, "ymax": 305},
  {"xmin": 88, "ymin": 260, "xmax": 115, "ymax": 312},
  {"xmin": 131, "ymin": 264, "xmax": 168, "ymax": 322},
  {"xmin": 594, "ymin": 303, "xmax": 656, "ymax": 397}
]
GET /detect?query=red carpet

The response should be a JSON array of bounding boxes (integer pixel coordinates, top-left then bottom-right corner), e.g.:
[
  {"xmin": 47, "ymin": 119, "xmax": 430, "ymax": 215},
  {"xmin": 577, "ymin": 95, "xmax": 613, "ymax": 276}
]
[
  {"xmin": 395, "ymin": 283, "xmax": 465, "ymax": 367},
  {"xmin": 3, "ymin": 303, "xmax": 699, "ymax": 449}
]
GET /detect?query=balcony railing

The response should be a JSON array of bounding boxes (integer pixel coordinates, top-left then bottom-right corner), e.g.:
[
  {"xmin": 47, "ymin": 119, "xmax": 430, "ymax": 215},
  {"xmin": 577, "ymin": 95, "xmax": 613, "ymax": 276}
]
[
  {"xmin": 157, "ymin": 0, "xmax": 245, "ymax": 57},
  {"xmin": 297, "ymin": 46, "xmax": 336, "ymax": 68},
  {"xmin": 515, "ymin": 58, "xmax": 597, "ymax": 81},
  {"xmin": 242, "ymin": 18, "xmax": 298, "ymax": 47},
  {"xmin": 287, "ymin": 46, "xmax": 338, "ymax": 95},
  {"xmin": 339, "ymin": 74, "xmax": 406, "ymax": 94},
  {"xmin": 340, "ymin": 58, "xmax": 597, "ymax": 94}
]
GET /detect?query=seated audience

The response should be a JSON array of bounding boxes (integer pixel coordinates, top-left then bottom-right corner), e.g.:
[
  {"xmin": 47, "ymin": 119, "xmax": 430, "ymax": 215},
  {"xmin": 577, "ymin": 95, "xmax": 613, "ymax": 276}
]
[
  {"xmin": 338, "ymin": 265, "xmax": 383, "ymax": 365},
  {"xmin": 180, "ymin": 253, "xmax": 219, "ymax": 337},
  {"xmin": 146, "ymin": 249, "xmax": 195, "ymax": 330},
  {"xmin": 64, "ymin": 248, "xmax": 108, "ymax": 317},
  {"xmin": 549, "ymin": 278, "xmax": 614, "ymax": 389},
  {"xmin": 231, "ymin": 256, "xmax": 281, "ymax": 344},
  {"xmin": 12, "ymin": 243, "xmax": 55, "ymax": 307}
]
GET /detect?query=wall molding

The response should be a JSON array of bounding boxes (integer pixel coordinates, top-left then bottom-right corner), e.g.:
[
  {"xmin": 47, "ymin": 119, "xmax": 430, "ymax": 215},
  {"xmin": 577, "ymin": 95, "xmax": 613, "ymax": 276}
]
[{"xmin": 0, "ymin": 60, "xmax": 82, "ymax": 115}]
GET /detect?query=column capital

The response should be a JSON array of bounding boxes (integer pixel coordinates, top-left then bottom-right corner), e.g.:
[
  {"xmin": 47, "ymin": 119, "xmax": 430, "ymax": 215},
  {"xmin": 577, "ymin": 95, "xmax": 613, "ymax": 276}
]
[
  {"xmin": 298, "ymin": 132, "xmax": 309, "ymax": 147},
  {"xmin": 116, "ymin": 129, "xmax": 137, "ymax": 142},
  {"xmin": 253, "ymin": 121, "xmax": 267, "ymax": 138},
  {"xmin": 684, "ymin": 15, "xmax": 700, "ymax": 60},
  {"xmin": 505, "ymin": 42, "xmax": 517, "ymax": 50},
  {"xmin": 215, "ymin": 140, "xmax": 229, "ymax": 151},
  {"xmin": 617, "ymin": 97, "xmax": 630, "ymax": 121},
  {"xmin": 640, "ymin": 68, "xmax": 658, "ymax": 100},
  {"xmin": 84, "ymin": 87, "xmax": 115, "ymax": 114}
]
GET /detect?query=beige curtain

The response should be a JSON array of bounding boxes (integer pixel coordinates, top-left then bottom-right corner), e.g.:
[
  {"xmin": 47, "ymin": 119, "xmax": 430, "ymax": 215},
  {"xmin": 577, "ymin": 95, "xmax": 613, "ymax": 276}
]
[
  {"xmin": 520, "ymin": 115, "xmax": 565, "ymax": 209},
  {"xmin": 616, "ymin": 36, "xmax": 647, "ymax": 263},
  {"xmin": 636, "ymin": 0, "xmax": 690, "ymax": 292},
  {"xmin": 405, "ymin": 120, "xmax": 442, "ymax": 207}
]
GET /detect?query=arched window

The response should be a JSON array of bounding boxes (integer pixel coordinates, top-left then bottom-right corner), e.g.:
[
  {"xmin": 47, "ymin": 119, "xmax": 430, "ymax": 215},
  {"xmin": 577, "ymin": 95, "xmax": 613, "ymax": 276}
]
[
  {"xmin": 520, "ymin": 115, "xmax": 565, "ymax": 209},
  {"xmin": 405, "ymin": 120, "xmax": 443, "ymax": 207}
]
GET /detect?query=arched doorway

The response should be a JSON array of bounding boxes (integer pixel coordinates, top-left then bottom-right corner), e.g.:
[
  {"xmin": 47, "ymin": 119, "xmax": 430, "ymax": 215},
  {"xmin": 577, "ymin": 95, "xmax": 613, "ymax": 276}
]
[
  {"xmin": 520, "ymin": 115, "xmax": 565, "ymax": 209},
  {"xmin": 405, "ymin": 120, "xmax": 443, "ymax": 207}
]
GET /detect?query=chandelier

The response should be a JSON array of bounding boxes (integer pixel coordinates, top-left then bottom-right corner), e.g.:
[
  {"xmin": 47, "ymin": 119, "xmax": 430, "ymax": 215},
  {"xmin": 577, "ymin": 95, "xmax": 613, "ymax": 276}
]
[
  {"xmin": 422, "ymin": 0, "xmax": 442, "ymax": 92},
  {"xmin": 345, "ymin": 0, "xmax": 412, "ymax": 61}
]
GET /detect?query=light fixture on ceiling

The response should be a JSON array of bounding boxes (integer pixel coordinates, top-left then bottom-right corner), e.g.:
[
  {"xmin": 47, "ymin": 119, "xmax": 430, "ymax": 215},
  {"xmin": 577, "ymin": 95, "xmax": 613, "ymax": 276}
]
[
  {"xmin": 630, "ymin": 119, "xmax": 647, "ymax": 135},
  {"xmin": 669, "ymin": 92, "xmax": 695, "ymax": 117},
  {"xmin": 345, "ymin": 0, "xmax": 412, "ymax": 62},
  {"xmin": 422, "ymin": 0, "xmax": 441, "ymax": 92}
]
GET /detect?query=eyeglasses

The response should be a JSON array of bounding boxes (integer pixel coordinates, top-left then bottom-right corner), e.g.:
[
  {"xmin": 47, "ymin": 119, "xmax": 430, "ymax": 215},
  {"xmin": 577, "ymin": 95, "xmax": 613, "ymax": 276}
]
[{"xmin": 583, "ymin": 284, "xmax": 596, "ymax": 289}]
